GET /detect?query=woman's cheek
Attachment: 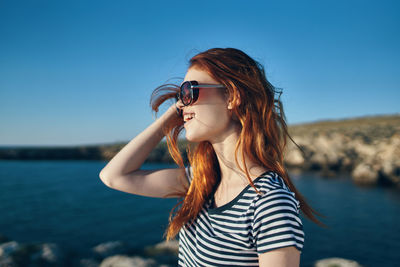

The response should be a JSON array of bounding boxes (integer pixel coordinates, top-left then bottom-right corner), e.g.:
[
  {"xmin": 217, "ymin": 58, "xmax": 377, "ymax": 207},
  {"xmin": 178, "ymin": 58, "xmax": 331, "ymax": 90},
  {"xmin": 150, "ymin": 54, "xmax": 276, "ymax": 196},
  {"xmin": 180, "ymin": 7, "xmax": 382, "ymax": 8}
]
[{"xmin": 197, "ymin": 90, "xmax": 211, "ymax": 102}]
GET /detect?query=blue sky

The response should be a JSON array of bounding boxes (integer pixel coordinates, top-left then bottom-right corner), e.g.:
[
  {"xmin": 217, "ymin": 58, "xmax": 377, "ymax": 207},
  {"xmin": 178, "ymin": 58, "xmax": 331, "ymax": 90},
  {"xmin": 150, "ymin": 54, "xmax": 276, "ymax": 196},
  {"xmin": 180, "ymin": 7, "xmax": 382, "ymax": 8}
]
[{"xmin": 0, "ymin": 0, "xmax": 399, "ymax": 146}]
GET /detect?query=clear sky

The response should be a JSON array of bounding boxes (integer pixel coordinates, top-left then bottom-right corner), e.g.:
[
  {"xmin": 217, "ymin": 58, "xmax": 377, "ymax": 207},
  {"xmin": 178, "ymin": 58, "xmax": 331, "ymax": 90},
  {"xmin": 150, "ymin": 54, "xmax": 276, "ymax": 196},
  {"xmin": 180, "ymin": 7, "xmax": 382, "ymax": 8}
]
[{"xmin": 1, "ymin": 0, "xmax": 399, "ymax": 146}]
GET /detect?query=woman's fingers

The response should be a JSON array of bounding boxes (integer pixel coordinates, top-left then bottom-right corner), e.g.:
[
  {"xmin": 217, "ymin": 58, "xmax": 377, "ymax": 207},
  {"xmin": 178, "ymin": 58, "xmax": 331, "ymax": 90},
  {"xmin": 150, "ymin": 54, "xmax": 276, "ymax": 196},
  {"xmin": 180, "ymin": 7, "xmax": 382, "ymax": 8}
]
[{"xmin": 175, "ymin": 100, "xmax": 184, "ymax": 116}]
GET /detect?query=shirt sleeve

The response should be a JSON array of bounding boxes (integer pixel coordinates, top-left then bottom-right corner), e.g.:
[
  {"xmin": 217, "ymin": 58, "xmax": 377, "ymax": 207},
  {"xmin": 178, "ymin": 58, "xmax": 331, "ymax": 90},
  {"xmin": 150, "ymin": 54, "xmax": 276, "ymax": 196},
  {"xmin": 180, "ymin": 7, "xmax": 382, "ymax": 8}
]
[
  {"xmin": 184, "ymin": 165, "xmax": 193, "ymax": 184},
  {"xmin": 252, "ymin": 188, "xmax": 305, "ymax": 254}
]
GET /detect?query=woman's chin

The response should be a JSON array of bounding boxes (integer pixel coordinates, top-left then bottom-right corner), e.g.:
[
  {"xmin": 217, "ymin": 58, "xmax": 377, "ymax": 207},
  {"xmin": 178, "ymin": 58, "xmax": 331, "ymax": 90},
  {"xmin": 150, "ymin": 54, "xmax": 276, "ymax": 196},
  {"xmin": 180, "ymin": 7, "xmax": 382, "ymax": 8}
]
[
  {"xmin": 185, "ymin": 133, "xmax": 199, "ymax": 143},
  {"xmin": 185, "ymin": 131, "xmax": 205, "ymax": 143},
  {"xmin": 184, "ymin": 120, "xmax": 199, "ymax": 142}
]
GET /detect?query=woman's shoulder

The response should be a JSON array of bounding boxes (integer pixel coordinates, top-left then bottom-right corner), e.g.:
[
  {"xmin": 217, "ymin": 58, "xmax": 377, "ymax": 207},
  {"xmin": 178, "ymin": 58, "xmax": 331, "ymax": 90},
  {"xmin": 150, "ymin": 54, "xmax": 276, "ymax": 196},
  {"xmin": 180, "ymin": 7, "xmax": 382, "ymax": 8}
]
[
  {"xmin": 253, "ymin": 171, "xmax": 290, "ymax": 192},
  {"xmin": 252, "ymin": 171, "xmax": 301, "ymax": 210}
]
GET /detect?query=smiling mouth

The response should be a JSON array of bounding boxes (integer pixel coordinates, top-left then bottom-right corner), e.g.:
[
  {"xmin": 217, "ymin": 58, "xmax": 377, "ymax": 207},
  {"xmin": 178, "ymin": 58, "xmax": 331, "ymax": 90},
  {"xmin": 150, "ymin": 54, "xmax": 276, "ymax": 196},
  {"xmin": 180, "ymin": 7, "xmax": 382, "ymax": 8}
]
[{"xmin": 183, "ymin": 113, "xmax": 195, "ymax": 122}]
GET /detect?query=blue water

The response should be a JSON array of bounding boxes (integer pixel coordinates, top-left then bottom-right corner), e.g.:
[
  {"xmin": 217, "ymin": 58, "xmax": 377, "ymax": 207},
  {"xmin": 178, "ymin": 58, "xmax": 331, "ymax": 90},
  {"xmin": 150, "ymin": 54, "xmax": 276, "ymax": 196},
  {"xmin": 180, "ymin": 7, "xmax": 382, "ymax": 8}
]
[{"xmin": 0, "ymin": 160, "xmax": 399, "ymax": 267}]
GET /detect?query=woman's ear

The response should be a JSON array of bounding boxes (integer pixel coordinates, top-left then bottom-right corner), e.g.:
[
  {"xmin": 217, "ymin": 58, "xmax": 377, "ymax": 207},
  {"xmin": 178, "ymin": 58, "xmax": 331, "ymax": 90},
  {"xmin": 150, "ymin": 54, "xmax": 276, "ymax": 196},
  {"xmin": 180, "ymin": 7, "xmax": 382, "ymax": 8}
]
[{"xmin": 227, "ymin": 93, "xmax": 241, "ymax": 110}]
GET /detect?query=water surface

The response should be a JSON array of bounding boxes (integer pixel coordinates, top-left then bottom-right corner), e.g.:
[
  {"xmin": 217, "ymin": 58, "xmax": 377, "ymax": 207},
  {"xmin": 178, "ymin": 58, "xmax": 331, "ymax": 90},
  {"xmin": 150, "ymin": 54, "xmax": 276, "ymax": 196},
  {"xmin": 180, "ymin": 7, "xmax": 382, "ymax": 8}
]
[{"xmin": 0, "ymin": 160, "xmax": 399, "ymax": 266}]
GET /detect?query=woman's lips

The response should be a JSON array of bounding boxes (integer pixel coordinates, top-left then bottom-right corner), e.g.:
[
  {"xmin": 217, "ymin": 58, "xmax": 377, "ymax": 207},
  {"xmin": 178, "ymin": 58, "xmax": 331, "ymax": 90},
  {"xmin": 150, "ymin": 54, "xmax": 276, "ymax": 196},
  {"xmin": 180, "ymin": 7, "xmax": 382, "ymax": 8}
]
[{"xmin": 183, "ymin": 112, "xmax": 195, "ymax": 122}]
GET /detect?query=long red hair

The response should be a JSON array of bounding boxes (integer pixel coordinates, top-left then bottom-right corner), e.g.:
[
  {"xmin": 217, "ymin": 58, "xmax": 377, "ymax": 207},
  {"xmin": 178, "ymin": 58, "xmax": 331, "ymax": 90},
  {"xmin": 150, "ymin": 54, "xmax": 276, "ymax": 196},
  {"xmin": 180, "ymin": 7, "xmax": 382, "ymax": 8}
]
[{"xmin": 150, "ymin": 48, "xmax": 326, "ymax": 241}]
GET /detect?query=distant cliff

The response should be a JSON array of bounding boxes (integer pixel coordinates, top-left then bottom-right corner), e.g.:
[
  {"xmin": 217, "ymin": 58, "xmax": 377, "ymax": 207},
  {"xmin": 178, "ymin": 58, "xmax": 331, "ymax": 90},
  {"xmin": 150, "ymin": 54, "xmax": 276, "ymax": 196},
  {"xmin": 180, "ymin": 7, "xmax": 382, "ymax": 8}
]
[
  {"xmin": 285, "ymin": 115, "xmax": 400, "ymax": 187},
  {"xmin": 1, "ymin": 114, "xmax": 399, "ymax": 187},
  {"xmin": 0, "ymin": 141, "xmax": 188, "ymax": 163}
]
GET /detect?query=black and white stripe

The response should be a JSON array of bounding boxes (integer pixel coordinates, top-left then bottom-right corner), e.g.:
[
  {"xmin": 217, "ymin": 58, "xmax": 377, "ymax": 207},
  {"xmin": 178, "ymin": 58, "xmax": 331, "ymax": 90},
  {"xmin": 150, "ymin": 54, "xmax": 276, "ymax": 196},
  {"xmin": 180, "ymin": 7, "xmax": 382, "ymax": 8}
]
[{"xmin": 178, "ymin": 166, "xmax": 305, "ymax": 266}]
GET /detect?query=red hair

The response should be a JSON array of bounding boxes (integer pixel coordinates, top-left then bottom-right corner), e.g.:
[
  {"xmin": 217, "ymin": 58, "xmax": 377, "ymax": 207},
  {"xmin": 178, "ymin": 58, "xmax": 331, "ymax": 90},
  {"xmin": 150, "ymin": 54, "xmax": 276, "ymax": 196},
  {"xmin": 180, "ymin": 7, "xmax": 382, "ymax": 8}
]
[{"xmin": 150, "ymin": 48, "xmax": 326, "ymax": 241}]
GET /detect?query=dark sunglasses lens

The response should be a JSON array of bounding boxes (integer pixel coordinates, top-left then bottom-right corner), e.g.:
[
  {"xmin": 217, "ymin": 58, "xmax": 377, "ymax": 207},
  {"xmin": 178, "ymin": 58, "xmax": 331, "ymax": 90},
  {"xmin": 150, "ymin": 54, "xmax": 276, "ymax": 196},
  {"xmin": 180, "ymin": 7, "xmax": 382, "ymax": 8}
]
[{"xmin": 181, "ymin": 82, "xmax": 192, "ymax": 105}]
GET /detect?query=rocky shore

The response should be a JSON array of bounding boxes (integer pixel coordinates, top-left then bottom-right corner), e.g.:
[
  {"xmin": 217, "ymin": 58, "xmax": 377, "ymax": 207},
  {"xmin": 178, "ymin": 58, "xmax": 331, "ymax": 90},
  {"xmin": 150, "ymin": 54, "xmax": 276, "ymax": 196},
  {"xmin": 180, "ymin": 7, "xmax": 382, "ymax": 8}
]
[
  {"xmin": 1, "ymin": 114, "xmax": 398, "ymax": 188},
  {"xmin": 0, "ymin": 234, "xmax": 364, "ymax": 267},
  {"xmin": 0, "ymin": 234, "xmax": 179, "ymax": 267},
  {"xmin": 285, "ymin": 115, "xmax": 400, "ymax": 187}
]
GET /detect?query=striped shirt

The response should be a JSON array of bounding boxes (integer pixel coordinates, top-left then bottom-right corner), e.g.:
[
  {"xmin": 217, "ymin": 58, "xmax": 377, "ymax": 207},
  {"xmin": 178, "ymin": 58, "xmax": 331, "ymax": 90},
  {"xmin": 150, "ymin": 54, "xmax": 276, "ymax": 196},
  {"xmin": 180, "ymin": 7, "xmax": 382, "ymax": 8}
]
[{"xmin": 178, "ymin": 166, "xmax": 305, "ymax": 266}]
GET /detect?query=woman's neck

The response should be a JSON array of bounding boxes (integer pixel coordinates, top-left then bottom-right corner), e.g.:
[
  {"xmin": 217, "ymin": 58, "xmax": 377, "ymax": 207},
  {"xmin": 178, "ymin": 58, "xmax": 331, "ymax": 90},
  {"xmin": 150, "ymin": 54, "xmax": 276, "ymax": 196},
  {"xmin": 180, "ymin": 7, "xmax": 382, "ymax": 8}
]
[{"xmin": 210, "ymin": 125, "xmax": 267, "ymax": 186}]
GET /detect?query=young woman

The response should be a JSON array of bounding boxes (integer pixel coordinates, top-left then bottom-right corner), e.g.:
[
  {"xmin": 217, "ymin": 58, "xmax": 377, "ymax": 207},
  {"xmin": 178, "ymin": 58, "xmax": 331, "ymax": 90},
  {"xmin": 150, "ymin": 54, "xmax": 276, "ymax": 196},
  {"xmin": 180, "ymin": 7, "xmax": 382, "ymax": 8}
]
[{"xmin": 99, "ymin": 48, "xmax": 325, "ymax": 266}]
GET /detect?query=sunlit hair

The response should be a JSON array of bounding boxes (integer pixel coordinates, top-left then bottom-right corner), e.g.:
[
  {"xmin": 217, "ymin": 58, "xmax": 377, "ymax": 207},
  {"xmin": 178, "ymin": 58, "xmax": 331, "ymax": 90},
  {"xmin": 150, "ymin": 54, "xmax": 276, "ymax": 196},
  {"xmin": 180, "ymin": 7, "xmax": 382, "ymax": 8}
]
[{"xmin": 150, "ymin": 48, "xmax": 326, "ymax": 241}]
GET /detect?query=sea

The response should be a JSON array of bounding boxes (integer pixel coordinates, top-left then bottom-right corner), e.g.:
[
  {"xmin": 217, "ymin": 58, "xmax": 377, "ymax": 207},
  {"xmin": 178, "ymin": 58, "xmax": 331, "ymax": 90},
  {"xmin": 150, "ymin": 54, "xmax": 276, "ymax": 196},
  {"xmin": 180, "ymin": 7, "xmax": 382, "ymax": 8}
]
[{"xmin": 0, "ymin": 160, "xmax": 399, "ymax": 267}]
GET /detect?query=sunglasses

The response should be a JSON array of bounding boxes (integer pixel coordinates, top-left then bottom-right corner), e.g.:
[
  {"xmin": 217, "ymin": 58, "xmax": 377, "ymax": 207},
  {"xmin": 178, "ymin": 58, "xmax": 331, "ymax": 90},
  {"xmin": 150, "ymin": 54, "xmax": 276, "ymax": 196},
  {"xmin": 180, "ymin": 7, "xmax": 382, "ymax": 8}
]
[{"xmin": 175, "ymin": 80, "xmax": 226, "ymax": 107}]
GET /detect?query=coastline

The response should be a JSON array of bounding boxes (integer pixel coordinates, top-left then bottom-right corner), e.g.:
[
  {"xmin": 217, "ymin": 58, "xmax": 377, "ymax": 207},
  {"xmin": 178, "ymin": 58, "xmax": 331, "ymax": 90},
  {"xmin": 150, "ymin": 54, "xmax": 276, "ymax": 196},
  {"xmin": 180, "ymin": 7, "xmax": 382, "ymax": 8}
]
[{"xmin": 1, "ymin": 114, "xmax": 399, "ymax": 188}]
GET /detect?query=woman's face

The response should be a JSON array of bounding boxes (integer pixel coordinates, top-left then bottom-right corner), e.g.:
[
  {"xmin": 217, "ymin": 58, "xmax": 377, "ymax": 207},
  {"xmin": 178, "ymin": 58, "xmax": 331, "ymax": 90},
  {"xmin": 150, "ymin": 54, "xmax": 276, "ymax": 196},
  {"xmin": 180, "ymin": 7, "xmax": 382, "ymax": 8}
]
[{"xmin": 180, "ymin": 67, "xmax": 239, "ymax": 143}]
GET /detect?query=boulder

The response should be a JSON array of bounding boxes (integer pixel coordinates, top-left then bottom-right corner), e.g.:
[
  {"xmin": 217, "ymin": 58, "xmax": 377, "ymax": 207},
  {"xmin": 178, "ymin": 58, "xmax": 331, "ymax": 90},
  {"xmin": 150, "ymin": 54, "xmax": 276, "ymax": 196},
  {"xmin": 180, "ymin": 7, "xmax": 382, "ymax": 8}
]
[
  {"xmin": 10, "ymin": 243, "xmax": 65, "ymax": 267},
  {"xmin": 143, "ymin": 240, "xmax": 179, "ymax": 266},
  {"xmin": 0, "ymin": 241, "xmax": 19, "ymax": 258},
  {"xmin": 0, "ymin": 256, "xmax": 16, "ymax": 267},
  {"xmin": 0, "ymin": 241, "xmax": 19, "ymax": 266},
  {"xmin": 352, "ymin": 163, "xmax": 379, "ymax": 185},
  {"xmin": 30, "ymin": 243, "xmax": 63, "ymax": 264},
  {"xmin": 378, "ymin": 134, "xmax": 400, "ymax": 186},
  {"xmin": 314, "ymin": 257, "xmax": 363, "ymax": 267},
  {"xmin": 285, "ymin": 147, "xmax": 305, "ymax": 167},
  {"xmin": 100, "ymin": 255, "xmax": 156, "ymax": 267},
  {"xmin": 149, "ymin": 240, "xmax": 179, "ymax": 254},
  {"xmin": 351, "ymin": 139, "xmax": 376, "ymax": 158},
  {"xmin": 92, "ymin": 241, "xmax": 130, "ymax": 259}
]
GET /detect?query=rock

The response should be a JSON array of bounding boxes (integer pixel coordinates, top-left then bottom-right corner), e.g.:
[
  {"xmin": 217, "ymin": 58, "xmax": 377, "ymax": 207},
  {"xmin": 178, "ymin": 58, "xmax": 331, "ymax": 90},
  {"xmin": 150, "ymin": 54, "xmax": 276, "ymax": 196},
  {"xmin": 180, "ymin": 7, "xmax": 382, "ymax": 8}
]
[
  {"xmin": 378, "ymin": 134, "xmax": 400, "ymax": 186},
  {"xmin": 0, "ymin": 241, "xmax": 19, "ymax": 258},
  {"xmin": 28, "ymin": 243, "xmax": 64, "ymax": 266},
  {"xmin": 283, "ymin": 115, "xmax": 400, "ymax": 188},
  {"xmin": 382, "ymin": 160, "xmax": 400, "ymax": 186},
  {"xmin": 352, "ymin": 139, "xmax": 376, "ymax": 158},
  {"xmin": 2, "ymin": 242, "xmax": 41, "ymax": 267},
  {"xmin": 352, "ymin": 163, "xmax": 379, "ymax": 185},
  {"xmin": 285, "ymin": 147, "xmax": 304, "ymax": 166},
  {"xmin": 314, "ymin": 134, "xmax": 342, "ymax": 165},
  {"xmin": 41, "ymin": 243, "xmax": 60, "ymax": 263},
  {"xmin": 143, "ymin": 240, "xmax": 179, "ymax": 266},
  {"xmin": 100, "ymin": 255, "xmax": 156, "ymax": 267},
  {"xmin": 92, "ymin": 241, "xmax": 130, "ymax": 259},
  {"xmin": 309, "ymin": 153, "xmax": 326, "ymax": 170},
  {"xmin": 314, "ymin": 257, "xmax": 363, "ymax": 267},
  {"xmin": 0, "ymin": 256, "xmax": 16, "ymax": 267},
  {"xmin": 150, "ymin": 240, "xmax": 179, "ymax": 254},
  {"xmin": 0, "ymin": 241, "xmax": 19, "ymax": 266}
]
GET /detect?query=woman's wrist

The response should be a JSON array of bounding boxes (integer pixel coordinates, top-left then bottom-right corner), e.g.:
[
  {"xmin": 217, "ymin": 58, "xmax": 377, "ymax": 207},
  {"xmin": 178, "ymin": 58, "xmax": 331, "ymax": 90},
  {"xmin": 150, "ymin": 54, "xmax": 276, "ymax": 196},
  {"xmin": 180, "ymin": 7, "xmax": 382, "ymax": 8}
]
[{"xmin": 158, "ymin": 104, "xmax": 180, "ymax": 123}]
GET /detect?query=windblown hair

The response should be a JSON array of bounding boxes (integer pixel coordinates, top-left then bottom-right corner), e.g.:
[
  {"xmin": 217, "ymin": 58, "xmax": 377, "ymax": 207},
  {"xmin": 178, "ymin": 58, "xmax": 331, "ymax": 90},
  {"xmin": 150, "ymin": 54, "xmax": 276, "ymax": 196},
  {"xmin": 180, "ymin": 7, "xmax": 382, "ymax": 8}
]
[{"xmin": 150, "ymin": 48, "xmax": 326, "ymax": 241}]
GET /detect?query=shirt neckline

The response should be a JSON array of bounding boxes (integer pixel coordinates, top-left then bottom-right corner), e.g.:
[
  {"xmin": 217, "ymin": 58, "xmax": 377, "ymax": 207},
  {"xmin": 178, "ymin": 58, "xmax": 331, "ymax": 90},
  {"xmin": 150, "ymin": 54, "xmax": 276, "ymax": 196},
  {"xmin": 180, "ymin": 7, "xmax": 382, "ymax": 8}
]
[{"xmin": 207, "ymin": 170, "xmax": 272, "ymax": 214}]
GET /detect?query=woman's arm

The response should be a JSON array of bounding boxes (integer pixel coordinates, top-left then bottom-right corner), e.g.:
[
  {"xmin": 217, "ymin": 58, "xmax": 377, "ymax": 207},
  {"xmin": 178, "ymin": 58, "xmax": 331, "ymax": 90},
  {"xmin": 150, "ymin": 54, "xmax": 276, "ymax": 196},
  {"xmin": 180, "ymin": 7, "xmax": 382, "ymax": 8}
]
[
  {"xmin": 99, "ymin": 103, "xmax": 188, "ymax": 198},
  {"xmin": 258, "ymin": 246, "xmax": 300, "ymax": 267}
]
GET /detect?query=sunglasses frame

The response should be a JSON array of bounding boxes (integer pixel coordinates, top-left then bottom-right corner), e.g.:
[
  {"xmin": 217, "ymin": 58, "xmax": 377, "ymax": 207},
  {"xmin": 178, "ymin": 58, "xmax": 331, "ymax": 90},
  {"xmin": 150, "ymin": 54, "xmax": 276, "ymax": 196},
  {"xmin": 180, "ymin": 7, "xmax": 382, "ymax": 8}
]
[{"xmin": 176, "ymin": 80, "xmax": 226, "ymax": 107}]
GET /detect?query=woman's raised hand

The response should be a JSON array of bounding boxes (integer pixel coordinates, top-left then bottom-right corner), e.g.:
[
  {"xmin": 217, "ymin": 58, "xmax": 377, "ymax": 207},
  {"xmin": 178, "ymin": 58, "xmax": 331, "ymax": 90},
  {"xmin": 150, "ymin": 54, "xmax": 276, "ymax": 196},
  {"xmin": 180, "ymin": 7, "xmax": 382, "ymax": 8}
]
[{"xmin": 99, "ymin": 100, "xmax": 188, "ymax": 198}]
